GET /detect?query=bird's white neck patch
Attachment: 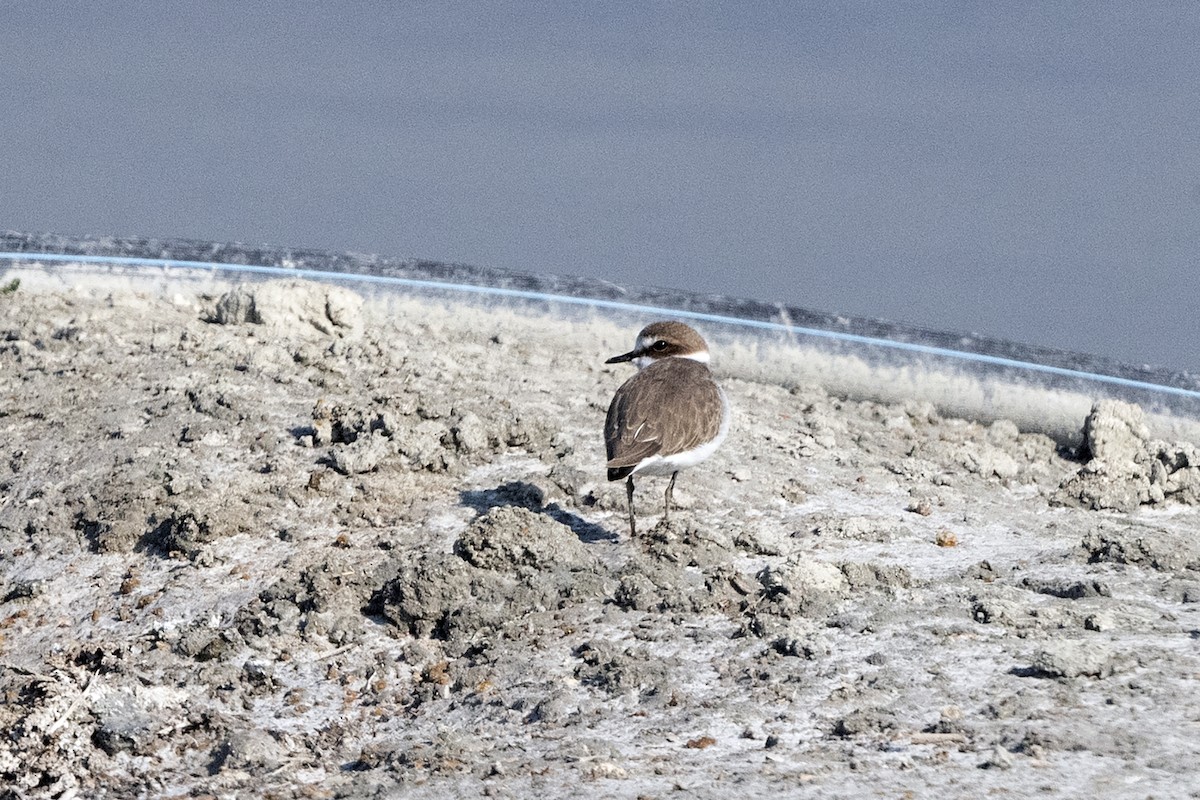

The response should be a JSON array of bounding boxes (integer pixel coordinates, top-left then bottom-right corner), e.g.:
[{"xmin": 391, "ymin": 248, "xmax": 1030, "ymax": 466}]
[{"xmin": 634, "ymin": 350, "xmax": 710, "ymax": 370}]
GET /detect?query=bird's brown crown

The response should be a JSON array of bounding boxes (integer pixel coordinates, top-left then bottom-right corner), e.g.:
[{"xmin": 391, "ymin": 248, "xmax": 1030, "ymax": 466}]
[{"xmin": 605, "ymin": 321, "xmax": 710, "ymax": 366}]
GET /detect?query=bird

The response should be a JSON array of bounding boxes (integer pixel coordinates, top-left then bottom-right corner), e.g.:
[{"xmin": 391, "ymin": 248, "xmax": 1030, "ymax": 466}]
[{"xmin": 604, "ymin": 321, "xmax": 730, "ymax": 537}]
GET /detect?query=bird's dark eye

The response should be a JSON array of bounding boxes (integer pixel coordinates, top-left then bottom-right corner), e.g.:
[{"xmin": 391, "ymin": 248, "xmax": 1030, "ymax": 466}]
[{"xmin": 651, "ymin": 340, "xmax": 669, "ymax": 351}]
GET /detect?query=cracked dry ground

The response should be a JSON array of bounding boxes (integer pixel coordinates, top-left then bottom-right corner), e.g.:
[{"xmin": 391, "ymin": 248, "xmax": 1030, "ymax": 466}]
[{"xmin": 1, "ymin": 277, "xmax": 1199, "ymax": 799}]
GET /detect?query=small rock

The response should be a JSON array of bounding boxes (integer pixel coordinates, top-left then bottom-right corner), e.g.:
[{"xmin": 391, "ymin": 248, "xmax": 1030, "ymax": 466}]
[
  {"xmin": 1030, "ymin": 641, "xmax": 1120, "ymax": 679},
  {"xmin": 979, "ymin": 746, "xmax": 1014, "ymax": 770},
  {"xmin": 935, "ymin": 528, "xmax": 958, "ymax": 547},
  {"xmin": 330, "ymin": 431, "xmax": 391, "ymax": 475},
  {"xmin": 909, "ymin": 499, "xmax": 934, "ymax": 517}
]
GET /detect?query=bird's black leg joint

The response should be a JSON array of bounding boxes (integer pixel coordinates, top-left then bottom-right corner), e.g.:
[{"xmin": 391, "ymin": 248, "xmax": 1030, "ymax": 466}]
[
  {"xmin": 625, "ymin": 475, "xmax": 637, "ymax": 537},
  {"xmin": 664, "ymin": 471, "xmax": 678, "ymax": 521}
]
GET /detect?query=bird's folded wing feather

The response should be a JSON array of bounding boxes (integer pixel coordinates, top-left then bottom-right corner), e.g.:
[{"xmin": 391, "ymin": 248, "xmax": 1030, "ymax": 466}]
[
  {"xmin": 605, "ymin": 381, "xmax": 662, "ymax": 468},
  {"xmin": 605, "ymin": 362, "xmax": 721, "ymax": 469}
]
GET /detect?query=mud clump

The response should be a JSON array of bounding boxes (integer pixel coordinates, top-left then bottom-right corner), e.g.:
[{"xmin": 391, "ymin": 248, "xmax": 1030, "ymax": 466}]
[
  {"xmin": 329, "ymin": 430, "xmax": 393, "ymax": 475},
  {"xmin": 611, "ymin": 521, "xmax": 748, "ymax": 614},
  {"xmin": 1055, "ymin": 400, "xmax": 1200, "ymax": 511},
  {"xmin": 803, "ymin": 513, "xmax": 912, "ymax": 544},
  {"xmin": 1029, "ymin": 641, "xmax": 1128, "ymax": 679},
  {"xmin": 832, "ymin": 707, "xmax": 900, "ymax": 738},
  {"xmin": 641, "ymin": 519, "xmax": 735, "ymax": 567},
  {"xmin": 212, "ymin": 728, "xmax": 290, "ymax": 772},
  {"xmin": 613, "ymin": 556, "xmax": 746, "ymax": 615},
  {"xmin": 1081, "ymin": 524, "xmax": 1200, "ymax": 574},
  {"xmin": 574, "ymin": 640, "xmax": 682, "ymax": 701},
  {"xmin": 454, "ymin": 505, "xmax": 593, "ymax": 572},
  {"xmin": 375, "ymin": 507, "xmax": 605, "ymax": 654},
  {"xmin": 311, "ymin": 399, "xmax": 531, "ymax": 476},
  {"xmin": 140, "ymin": 494, "xmax": 273, "ymax": 559},
  {"xmin": 757, "ymin": 557, "xmax": 852, "ymax": 619},
  {"xmin": 1055, "ymin": 401, "xmax": 1151, "ymax": 511},
  {"xmin": 839, "ymin": 561, "xmax": 914, "ymax": 592},
  {"xmin": 375, "ymin": 553, "xmax": 512, "ymax": 647},
  {"xmin": 1082, "ymin": 399, "xmax": 1151, "ymax": 465},
  {"xmin": 748, "ymin": 559, "xmax": 913, "ymax": 654},
  {"xmin": 211, "ymin": 280, "xmax": 363, "ymax": 337}
]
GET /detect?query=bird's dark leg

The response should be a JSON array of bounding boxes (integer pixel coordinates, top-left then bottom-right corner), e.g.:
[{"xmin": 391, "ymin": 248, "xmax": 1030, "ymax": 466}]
[
  {"xmin": 664, "ymin": 471, "xmax": 678, "ymax": 522},
  {"xmin": 625, "ymin": 475, "xmax": 637, "ymax": 538}
]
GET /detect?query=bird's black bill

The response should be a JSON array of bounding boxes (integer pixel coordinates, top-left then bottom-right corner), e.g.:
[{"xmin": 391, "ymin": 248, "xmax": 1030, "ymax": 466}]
[{"xmin": 605, "ymin": 349, "xmax": 640, "ymax": 364}]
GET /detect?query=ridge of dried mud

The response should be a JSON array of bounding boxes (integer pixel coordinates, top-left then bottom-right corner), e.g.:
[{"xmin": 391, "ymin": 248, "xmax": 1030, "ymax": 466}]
[{"xmin": 1, "ymin": 277, "xmax": 1199, "ymax": 799}]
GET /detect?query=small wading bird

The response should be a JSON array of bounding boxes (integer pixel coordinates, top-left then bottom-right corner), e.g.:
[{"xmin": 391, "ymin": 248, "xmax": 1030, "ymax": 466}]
[{"xmin": 604, "ymin": 321, "xmax": 730, "ymax": 537}]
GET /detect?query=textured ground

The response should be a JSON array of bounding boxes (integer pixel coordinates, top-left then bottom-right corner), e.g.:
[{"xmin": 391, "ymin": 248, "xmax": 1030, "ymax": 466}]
[{"xmin": 1, "ymin": 272, "xmax": 1199, "ymax": 799}]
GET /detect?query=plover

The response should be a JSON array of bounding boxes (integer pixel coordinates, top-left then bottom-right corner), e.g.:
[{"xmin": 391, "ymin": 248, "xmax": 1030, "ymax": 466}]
[{"xmin": 604, "ymin": 321, "xmax": 730, "ymax": 537}]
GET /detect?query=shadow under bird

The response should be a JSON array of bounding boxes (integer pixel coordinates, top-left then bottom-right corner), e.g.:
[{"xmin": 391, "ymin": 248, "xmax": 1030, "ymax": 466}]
[{"xmin": 604, "ymin": 321, "xmax": 731, "ymax": 537}]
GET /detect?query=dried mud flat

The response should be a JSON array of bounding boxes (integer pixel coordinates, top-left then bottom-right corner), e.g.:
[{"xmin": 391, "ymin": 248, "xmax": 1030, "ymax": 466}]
[{"xmin": 2, "ymin": 273, "xmax": 1199, "ymax": 800}]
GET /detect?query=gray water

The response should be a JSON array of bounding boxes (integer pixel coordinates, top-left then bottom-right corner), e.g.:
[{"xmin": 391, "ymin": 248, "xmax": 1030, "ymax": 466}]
[{"xmin": 3, "ymin": 4, "xmax": 1198, "ymax": 370}]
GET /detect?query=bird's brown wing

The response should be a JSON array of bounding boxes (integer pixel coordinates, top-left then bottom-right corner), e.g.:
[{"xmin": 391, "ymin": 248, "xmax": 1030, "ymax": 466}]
[
  {"xmin": 605, "ymin": 372, "xmax": 663, "ymax": 480},
  {"xmin": 605, "ymin": 360, "xmax": 722, "ymax": 481}
]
